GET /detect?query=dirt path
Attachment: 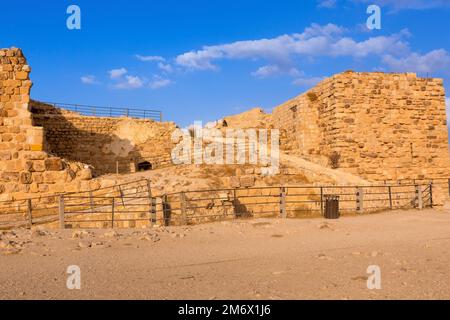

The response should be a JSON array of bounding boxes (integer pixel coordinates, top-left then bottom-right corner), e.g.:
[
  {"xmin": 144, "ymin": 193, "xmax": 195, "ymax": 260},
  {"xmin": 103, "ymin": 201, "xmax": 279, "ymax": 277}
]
[{"xmin": 1, "ymin": 209, "xmax": 450, "ymax": 300}]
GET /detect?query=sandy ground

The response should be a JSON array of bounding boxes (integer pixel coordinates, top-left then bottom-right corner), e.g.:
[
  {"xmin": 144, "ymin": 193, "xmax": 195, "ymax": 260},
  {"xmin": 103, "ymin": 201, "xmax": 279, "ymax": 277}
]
[{"xmin": 1, "ymin": 208, "xmax": 450, "ymax": 300}]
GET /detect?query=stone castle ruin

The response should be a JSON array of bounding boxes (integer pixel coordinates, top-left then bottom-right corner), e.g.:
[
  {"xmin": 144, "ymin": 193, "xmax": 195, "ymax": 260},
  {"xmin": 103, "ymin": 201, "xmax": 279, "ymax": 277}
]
[
  {"xmin": 273, "ymin": 71, "xmax": 450, "ymax": 181},
  {"xmin": 1, "ymin": 47, "xmax": 449, "ymax": 215}
]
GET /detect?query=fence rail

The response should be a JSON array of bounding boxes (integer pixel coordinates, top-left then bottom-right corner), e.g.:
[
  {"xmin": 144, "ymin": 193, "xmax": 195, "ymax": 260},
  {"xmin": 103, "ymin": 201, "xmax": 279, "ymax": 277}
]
[
  {"xmin": 0, "ymin": 181, "xmax": 436, "ymax": 230},
  {"xmin": 41, "ymin": 102, "xmax": 163, "ymax": 121}
]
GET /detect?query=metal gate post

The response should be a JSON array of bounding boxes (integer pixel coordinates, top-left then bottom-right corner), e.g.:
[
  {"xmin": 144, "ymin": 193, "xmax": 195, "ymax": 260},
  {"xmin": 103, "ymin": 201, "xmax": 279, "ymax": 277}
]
[
  {"xmin": 356, "ymin": 187, "xmax": 364, "ymax": 213},
  {"xmin": 58, "ymin": 195, "xmax": 65, "ymax": 229},
  {"xmin": 163, "ymin": 194, "xmax": 170, "ymax": 226},
  {"xmin": 448, "ymin": 178, "xmax": 450, "ymax": 196},
  {"xmin": 146, "ymin": 179, "xmax": 157, "ymax": 226},
  {"xmin": 180, "ymin": 192, "xmax": 187, "ymax": 225},
  {"xmin": 429, "ymin": 183, "xmax": 434, "ymax": 208},
  {"xmin": 27, "ymin": 199, "xmax": 33, "ymax": 229},
  {"xmin": 89, "ymin": 191, "xmax": 95, "ymax": 213},
  {"xmin": 118, "ymin": 185, "xmax": 126, "ymax": 208},
  {"xmin": 233, "ymin": 189, "xmax": 238, "ymax": 218},
  {"xmin": 320, "ymin": 187, "xmax": 324, "ymax": 216},
  {"xmin": 150, "ymin": 197, "xmax": 157, "ymax": 226},
  {"xmin": 388, "ymin": 186, "xmax": 393, "ymax": 210},
  {"xmin": 111, "ymin": 197, "xmax": 115, "ymax": 228},
  {"xmin": 415, "ymin": 185, "xmax": 423, "ymax": 210},
  {"xmin": 280, "ymin": 187, "xmax": 287, "ymax": 219}
]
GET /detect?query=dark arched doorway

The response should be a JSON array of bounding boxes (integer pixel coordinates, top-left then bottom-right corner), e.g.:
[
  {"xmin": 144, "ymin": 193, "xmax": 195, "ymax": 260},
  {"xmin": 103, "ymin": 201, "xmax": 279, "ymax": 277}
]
[{"xmin": 137, "ymin": 161, "xmax": 152, "ymax": 171}]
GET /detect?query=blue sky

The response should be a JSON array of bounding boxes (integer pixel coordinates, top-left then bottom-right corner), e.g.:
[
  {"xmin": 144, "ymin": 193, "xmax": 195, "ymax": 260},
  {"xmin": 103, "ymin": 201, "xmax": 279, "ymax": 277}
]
[{"xmin": 1, "ymin": 0, "xmax": 449, "ymax": 126}]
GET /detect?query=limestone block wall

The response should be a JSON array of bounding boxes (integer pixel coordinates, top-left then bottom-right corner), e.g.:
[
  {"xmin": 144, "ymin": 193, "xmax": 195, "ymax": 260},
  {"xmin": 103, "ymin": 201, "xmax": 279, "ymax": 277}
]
[
  {"xmin": 273, "ymin": 71, "xmax": 450, "ymax": 181},
  {"xmin": 0, "ymin": 48, "xmax": 90, "ymax": 202},
  {"xmin": 31, "ymin": 102, "xmax": 177, "ymax": 176}
]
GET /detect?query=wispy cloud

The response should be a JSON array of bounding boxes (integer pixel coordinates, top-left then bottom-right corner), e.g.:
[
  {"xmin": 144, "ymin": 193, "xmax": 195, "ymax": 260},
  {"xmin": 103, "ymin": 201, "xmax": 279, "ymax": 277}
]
[
  {"xmin": 352, "ymin": 0, "xmax": 450, "ymax": 11},
  {"xmin": 175, "ymin": 23, "xmax": 346, "ymax": 71},
  {"xmin": 174, "ymin": 23, "xmax": 412, "ymax": 77},
  {"xmin": 252, "ymin": 65, "xmax": 301, "ymax": 78},
  {"xmin": 108, "ymin": 68, "xmax": 128, "ymax": 79},
  {"xmin": 317, "ymin": 0, "xmax": 337, "ymax": 8},
  {"xmin": 158, "ymin": 62, "xmax": 174, "ymax": 73},
  {"xmin": 383, "ymin": 49, "xmax": 450, "ymax": 75},
  {"xmin": 446, "ymin": 97, "xmax": 450, "ymax": 125},
  {"xmin": 115, "ymin": 75, "xmax": 146, "ymax": 89},
  {"xmin": 135, "ymin": 54, "xmax": 166, "ymax": 62},
  {"xmin": 80, "ymin": 75, "xmax": 100, "ymax": 85},
  {"xmin": 293, "ymin": 76, "xmax": 326, "ymax": 88},
  {"xmin": 149, "ymin": 76, "xmax": 172, "ymax": 89},
  {"xmin": 106, "ymin": 67, "xmax": 172, "ymax": 90}
]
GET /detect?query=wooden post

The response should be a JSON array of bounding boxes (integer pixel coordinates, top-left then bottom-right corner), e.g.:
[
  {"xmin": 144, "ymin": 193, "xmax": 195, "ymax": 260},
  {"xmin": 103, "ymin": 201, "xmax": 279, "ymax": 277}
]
[
  {"xmin": 280, "ymin": 187, "xmax": 287, "ymax": 219},
  {"xmin": 58, "ymin": 195, "xmax": 65, "ymax": 229},
  {"xmin": 415, "ymin": 185, "xmax": 423, "ymax": 210},
  {"xmin": 320, "ymin": 187, "xmax": 324, "ymax": 216},
  {"xmin": 356, "ymin": 187, "xmax": 364, "ymax": 213},
  {"xmin": 111, "ymin": 197, "xmax": 115, "ymax": 228},
  {"xmin": 388, "ymin": 186, "xmax": 393, "ymax": 210},
  {"xmin": 180, "ymin": 192, "xmax": 187, "ymax": 225},
  {"xmin": 27, "ymin": 199, "xmax": 33, "ymax": 229},
  {"xmin": 116, "ymin": 161, "xmax": 119, "ymax": 175}
]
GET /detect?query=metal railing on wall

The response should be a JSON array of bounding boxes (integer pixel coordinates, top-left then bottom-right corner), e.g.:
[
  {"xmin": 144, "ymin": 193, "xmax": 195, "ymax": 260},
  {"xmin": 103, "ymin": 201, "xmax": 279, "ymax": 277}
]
[
  {"xmin": 0, "ymin": 181, "xmax": 436, "ymax": 230},
  {"xmin": 41, "ymin": 102, "xmax": 163, "ymax": 122}
]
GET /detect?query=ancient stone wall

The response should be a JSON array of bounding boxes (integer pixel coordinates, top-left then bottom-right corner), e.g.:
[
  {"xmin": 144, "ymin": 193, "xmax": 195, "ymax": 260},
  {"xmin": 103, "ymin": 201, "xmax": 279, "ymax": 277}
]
[
  {"xmin": 0, "ymin": 48, "xmax": 92, "ymax": 202},
  {"xmin": 273, "ymin": 71, "xmax": 450, "ymax": 181},
  {"xmin": 31, "ymin": 102, "xmax": 177, "ymax": 176}
]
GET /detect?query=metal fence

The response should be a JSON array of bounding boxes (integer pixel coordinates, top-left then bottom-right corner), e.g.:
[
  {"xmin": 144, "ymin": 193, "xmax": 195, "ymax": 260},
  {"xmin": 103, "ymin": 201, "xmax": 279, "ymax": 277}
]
[
  {"xmin": 0, "ymin": 181, "xmax": 436, "ymax": 230},
  {"xmin": 158, "ymin": 184, "xmax": 433, "ymax": 226},
  {"xmin": 42, "ymin": 102, "xmax": 163, "ymax": 121},
  {"xmin": 0, "ymin": 179, "xmax": 151, "ymax": 230}
]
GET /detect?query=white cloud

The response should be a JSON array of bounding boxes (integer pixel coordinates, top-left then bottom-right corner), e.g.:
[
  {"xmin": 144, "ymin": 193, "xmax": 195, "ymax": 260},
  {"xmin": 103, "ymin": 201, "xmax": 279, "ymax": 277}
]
[
  {"xmin": 115, "ymin": 75, "xmax": 145, "ymax": 89},
  {"xmin": 252, "ymin": 65, "xmax": 301, "ymax": 78},
  {"xmin": 383, "ymin": 49, "xmax": 450, "ymax": 75},
  {"xmin": 135, "ymin": 54, "xmax": 166, "ymax": 62},
  {"xmin": 149, "ymin": 76, "xmax": 172, "ymax": 89},
  {"xmin": 293, "ymin": 76, "xmax": 326, "ymax": 87},
  {"xmin": 446, "ymin": 97, "xmax": 450, "ymax": 113},
  {"xmin": 108, "ymin": 68, "xmax": 128, "ymax": 79},
  {"xmin": 317, "ymin": 0, "xmax": 337, "ymax": 8},
  {"xmin": 174, "ymin": 23, "xmax": 410, "ymax": 77},
  {"xmin": 81, "ymin": 75, "xmax": 100, "ymax": 85},
  {"xmin": 158, "ymin": 62, "xmax": 174, "ymax": 73},
  {"xmin": 353, "ymin": 0, "xmax": 450, "ymax": 10}
]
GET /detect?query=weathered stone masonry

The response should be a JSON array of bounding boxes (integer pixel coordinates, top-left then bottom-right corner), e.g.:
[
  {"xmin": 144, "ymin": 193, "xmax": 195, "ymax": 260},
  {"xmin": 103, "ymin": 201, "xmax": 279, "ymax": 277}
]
[
  {"xmin": 273, "ymin": 71, "xmax": 450, "ymax": 181},
  {"xmin": 0, "ymin": 48, "xmax": 92, "ymax": 201},
  {"xmin": 31, "ymin": 102, "xmax": 177, "ymax": 176}
]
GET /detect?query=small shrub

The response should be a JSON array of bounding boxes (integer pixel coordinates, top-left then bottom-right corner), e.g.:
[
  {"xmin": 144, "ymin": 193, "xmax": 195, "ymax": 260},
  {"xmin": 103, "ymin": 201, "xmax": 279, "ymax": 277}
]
[
  {"xmin": 329, "ymin": 151, "xmax": 341, "ymax": 169},
  {"xmin": 306, "ymin": 92, "xmax": 318, "ymax": 102}
]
